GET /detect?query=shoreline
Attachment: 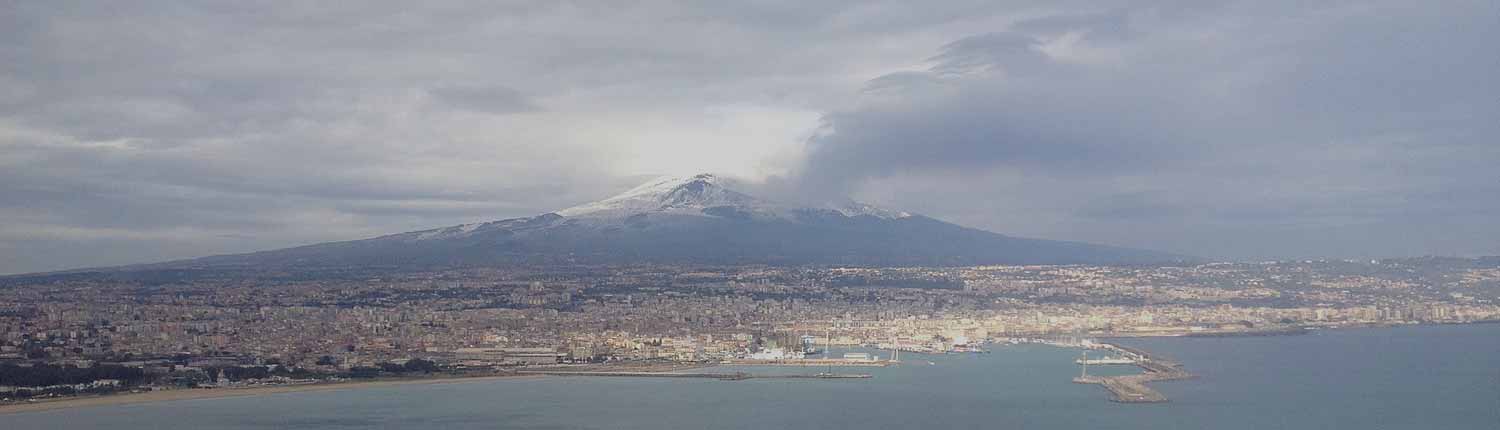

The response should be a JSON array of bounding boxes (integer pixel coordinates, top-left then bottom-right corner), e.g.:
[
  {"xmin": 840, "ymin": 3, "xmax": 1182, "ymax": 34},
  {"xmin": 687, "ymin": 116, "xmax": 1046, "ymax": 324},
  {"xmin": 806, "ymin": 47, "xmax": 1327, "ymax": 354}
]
[
  {"xmin": 5, "ymin": 322, "xmax": 1491, "ymax": 416},
  {"xmin": 1097, "ymin": 319, "xmax": 1500, "ymax": 340},
  {"xmin": 0, "ymin": 362, "xmax": 719, "ymax": 416},
  {"xmin": 0, "ymin": 373, "xmax": 540, "ymax": 416}
]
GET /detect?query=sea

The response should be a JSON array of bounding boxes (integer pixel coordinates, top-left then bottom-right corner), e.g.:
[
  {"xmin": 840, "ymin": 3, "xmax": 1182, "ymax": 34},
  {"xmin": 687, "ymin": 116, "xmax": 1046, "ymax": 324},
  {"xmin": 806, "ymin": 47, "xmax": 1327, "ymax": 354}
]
[{"xmin": 4, "ymin": 323, "xmax": 1497, "ymax": 429}]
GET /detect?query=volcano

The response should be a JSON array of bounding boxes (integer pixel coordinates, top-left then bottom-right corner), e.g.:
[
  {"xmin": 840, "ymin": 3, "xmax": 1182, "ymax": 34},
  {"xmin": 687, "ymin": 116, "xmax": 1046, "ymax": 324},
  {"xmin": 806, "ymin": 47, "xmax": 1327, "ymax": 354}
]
[{"xmin": 47, "ymin": 174, "xmax": 1190, "ymax": 274}]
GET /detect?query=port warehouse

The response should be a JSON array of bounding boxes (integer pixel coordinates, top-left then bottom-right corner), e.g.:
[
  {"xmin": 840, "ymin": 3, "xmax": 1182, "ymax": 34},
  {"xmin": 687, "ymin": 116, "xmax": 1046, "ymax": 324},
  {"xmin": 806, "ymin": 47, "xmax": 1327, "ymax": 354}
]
[{"xmin": 452, "ymin": 347, "xmax": 566, "ymax": 365}]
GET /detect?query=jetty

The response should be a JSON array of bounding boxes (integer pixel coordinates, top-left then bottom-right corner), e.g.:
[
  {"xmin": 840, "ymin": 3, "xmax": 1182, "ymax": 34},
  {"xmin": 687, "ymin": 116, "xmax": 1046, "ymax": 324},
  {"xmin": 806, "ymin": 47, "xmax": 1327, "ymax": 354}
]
[
  {"xmin": 1071, "ymin": 343, "xmax": 1194, "ymax": 403},
  {"xmin": 516, "ymin": 370, "xmax": 871, "ymax": 381}
]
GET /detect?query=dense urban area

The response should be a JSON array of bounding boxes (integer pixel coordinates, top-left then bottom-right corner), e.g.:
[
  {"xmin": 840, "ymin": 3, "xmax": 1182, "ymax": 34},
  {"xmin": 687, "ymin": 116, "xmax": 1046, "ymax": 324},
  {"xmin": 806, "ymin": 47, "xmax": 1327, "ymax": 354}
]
[{"xmin": 3, "ymin": 257, "xmax": 1498, "ymax": 402}]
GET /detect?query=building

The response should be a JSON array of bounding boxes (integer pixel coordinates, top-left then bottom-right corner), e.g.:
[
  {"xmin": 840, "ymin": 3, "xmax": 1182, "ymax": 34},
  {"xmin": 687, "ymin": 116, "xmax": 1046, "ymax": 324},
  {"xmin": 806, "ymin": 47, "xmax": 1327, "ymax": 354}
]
[{"xmin": 454, "ymin": 347, "xmax": 564, "ymax": 365}]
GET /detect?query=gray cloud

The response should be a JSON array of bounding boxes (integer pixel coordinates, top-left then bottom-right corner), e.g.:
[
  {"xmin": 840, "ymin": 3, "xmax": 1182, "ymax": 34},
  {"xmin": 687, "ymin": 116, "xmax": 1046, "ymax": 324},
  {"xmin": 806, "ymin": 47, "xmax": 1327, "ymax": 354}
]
[
  {"xmin": 790, "ymin": 0, "xmax": 1500, "ymax": 260},
  {"xmin": 2, "ymin": 0, "xmax": 1010, "ymax": 273},
  {"xmin": 0, "ymin": 0, "xmax": 1496, "ymax": 273},
  {"xmin": 928, "ymin": 32, "xmax": 1052, "ymax": 75},
  {"xmin": 427, "ymin": 86, "xmax": 539, "ymax": 115}
]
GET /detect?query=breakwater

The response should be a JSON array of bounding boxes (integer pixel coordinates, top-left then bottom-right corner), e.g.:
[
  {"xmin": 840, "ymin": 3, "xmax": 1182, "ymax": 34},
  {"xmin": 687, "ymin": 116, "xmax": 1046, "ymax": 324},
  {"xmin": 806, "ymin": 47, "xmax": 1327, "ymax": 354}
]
[{"xmin": 1072, "ymin": 343, "xmax": 1194, "ymax": 403}]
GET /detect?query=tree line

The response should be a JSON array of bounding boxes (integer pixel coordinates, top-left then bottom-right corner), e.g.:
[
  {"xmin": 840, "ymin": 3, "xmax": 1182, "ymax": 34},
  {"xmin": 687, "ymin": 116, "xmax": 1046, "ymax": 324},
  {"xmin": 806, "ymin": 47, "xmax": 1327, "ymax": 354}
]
[{"xmin": 0, "ymin": 364, "xmax": 147, "ymax": 387}]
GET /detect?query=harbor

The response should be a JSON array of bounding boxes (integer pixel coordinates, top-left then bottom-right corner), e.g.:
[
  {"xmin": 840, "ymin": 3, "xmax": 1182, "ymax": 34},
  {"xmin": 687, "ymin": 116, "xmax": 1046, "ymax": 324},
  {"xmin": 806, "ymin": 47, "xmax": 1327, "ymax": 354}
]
[{"xmin": 1070, "ymin": 342, "xmax": 1194, "ymax": 403}]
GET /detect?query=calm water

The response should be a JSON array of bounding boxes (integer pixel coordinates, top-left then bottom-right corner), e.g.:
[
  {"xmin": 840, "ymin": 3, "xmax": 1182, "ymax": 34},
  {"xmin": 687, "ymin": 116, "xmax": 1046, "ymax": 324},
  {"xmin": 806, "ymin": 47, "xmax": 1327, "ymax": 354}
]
[{"xmin": 5, "ymin": 324, "xmax": 1497, "ymax": 429}]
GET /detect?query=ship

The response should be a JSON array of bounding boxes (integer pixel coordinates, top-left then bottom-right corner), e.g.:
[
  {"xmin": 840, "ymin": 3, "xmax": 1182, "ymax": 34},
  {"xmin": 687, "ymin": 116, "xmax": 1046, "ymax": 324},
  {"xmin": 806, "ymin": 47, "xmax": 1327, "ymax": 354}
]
[{"xmin": 949, "ymin": 344, "xmax": 989, "ymax": 353}]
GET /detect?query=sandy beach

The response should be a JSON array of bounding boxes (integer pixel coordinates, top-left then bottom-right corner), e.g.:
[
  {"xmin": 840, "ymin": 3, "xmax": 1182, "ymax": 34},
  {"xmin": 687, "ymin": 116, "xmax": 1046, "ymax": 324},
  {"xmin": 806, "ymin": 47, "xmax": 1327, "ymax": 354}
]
[
  {"xmin": 0, "ymin": 374, "xmax": 538, "ymax": 416},
  {"xmin": 0, "ymin": 362, "xmax": 716, "ymax": 416}
]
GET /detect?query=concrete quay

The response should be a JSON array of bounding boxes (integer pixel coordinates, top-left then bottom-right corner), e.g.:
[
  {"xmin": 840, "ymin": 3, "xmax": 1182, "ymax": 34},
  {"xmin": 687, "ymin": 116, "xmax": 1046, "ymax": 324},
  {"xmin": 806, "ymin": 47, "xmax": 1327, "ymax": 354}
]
[
  {"xmin": 1072, "ymin": 343, "xmax": 1194, "ymax": 403},
  {"xmin": 1073, "ymin": 374, "xmax": 1174, "ymax": 403}
]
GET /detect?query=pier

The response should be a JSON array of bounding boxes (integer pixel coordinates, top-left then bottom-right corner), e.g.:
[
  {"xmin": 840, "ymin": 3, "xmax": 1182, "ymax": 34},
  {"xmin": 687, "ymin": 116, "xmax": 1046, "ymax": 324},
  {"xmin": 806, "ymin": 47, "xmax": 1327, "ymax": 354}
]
[
  {"xmin": 1071, "ymin": 343, "xmax": 1194, "ymax": 403},
  {"xmin": 516, "ymin": 370, "xmax": 872, "ymax": 381}
]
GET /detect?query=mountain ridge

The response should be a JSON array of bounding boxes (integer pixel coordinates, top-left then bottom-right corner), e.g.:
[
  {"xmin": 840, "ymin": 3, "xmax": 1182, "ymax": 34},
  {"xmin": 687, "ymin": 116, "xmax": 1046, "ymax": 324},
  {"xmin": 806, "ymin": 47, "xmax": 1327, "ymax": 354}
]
[{"xmin": 6, "ymin": 174, "xmax": 1194, "ymax": 278}]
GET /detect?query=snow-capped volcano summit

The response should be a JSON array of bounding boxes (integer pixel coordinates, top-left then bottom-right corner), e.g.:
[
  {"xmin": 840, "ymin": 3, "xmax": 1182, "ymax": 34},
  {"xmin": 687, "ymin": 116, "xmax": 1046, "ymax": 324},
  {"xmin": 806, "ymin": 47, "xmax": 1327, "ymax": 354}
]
[
  {"xmin": 558, "ymin": 173, "xmax": 770, "ymax": 218},
  {"xmin": 558, "ymin": 173, "xmax": 912, "ymax": 222},
  {"xmin": 91, "ymin": 174, "xmax": 1188, "ymax": 272}
]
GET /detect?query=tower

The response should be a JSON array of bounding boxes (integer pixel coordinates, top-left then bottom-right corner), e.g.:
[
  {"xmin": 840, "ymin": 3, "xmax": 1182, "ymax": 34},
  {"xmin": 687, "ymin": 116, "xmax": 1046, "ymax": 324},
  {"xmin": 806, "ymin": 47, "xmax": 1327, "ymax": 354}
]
[
  {"xmin": 890, "ymin": 336, "xmax": 900, "ymax": 364},
  {"xmin": 1080, "ymin": 351, "xmax": 1088, "ymax": 378}
]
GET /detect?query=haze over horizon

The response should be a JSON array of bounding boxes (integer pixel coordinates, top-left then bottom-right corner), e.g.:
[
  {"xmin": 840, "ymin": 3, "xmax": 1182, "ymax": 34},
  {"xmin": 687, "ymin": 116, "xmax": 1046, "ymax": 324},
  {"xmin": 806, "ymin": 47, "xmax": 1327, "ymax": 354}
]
[{"xmin": 3, "ymin": 1, "xmax": 1498, "ymax": 274}]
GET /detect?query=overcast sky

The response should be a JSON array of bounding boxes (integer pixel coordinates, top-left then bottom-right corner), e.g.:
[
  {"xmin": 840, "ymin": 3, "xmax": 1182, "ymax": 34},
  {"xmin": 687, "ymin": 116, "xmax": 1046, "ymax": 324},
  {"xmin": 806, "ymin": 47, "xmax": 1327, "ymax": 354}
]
[{"xmin": 2, "ymin": 1, "xmax": 1497, "ymax": 274}]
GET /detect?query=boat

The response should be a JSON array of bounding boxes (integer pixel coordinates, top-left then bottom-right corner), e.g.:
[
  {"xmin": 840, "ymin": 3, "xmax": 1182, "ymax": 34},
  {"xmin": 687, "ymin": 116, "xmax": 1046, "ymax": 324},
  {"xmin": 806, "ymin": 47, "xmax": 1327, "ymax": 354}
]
[{"xmin": 950, "ymin": 344, "xmax": 989, "ymax": 353}]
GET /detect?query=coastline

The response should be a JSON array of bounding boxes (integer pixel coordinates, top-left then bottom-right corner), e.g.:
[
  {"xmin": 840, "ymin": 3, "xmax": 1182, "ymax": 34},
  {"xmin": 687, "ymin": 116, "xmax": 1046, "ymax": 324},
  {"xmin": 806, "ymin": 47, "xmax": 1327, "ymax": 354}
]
[
  {"xmin": 6, "ymin": 322, "xmax": 1493, "ymax": 416},
  {"xmin": 0, "ymin": 361, "xmax": 722, "ymax": 417},
  {"xmin": 0, "ymin": 373, "xmax": 540, "ymax": 416}
]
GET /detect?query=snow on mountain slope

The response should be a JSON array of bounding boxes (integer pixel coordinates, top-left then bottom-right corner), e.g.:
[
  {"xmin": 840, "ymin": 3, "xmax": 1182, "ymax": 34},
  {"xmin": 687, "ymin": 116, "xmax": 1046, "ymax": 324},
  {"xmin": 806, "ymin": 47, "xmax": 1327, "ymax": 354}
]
[
  {"xmin": 556, "ymin": 173, "xmax": 910, "ymax": 221},
  {"xmin": 557, "ymin": 174, "xmax": 769, "ymax": 218},
  {"xmin": 393, "ymin": 173, "xmax": 927, "ymax": 244},
  {"xmin": 36, "ymin": 172, "xmax": 1189, "ymax": 273},
  {"xmin": 830, "ymin": 200, "xmax": 912, "ymax": 219}
]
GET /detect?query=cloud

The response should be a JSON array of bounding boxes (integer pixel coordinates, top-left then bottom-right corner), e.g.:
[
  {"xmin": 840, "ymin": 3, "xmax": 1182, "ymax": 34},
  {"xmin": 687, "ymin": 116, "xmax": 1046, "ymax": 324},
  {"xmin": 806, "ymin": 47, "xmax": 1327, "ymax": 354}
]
[
  {"xmin": 928, "ymin": 32, "xmax": 1051, "ymax": 75},
  {"xmin": 788, "ymin": 0, "xmax": 1500, "ymax": 259},
  {"xmin": 0, "ymin": 0, "xmax": 1496, "ymax": 273},
  {"xmin": 427, "ymin": 85, "xmax": 539, "ymax": 115},
  {"xmin": 1, "ymin": 1, "xmax": 1009, "ymax": 273}
]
